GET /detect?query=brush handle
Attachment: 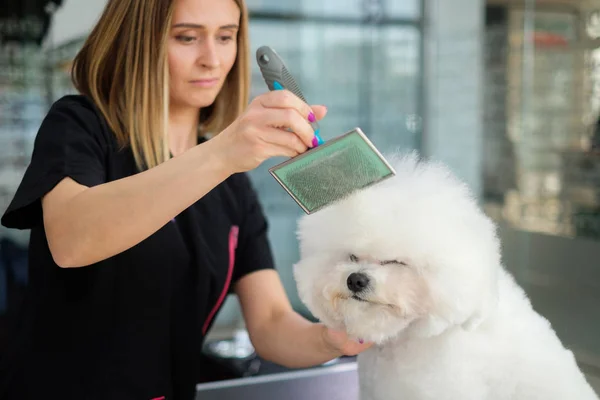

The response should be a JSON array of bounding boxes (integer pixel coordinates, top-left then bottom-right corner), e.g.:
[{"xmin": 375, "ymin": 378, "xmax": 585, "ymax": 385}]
[{"xmin": 256, "ymin": 46, "xmax": 323, "ymax": 146}]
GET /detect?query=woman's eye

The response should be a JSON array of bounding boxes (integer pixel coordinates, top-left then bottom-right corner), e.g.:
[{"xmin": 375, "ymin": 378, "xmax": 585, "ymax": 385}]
[
  {"xmin": 176, "ymin": 35, "xmax": 196, "ymax": 43},
  {"xmin": 349, "ymin": 254, "xmax": 359, "ymax": 262},
  {"xmin": 218, "ymin": 36, "xmax": 233, "ymax": 43}
]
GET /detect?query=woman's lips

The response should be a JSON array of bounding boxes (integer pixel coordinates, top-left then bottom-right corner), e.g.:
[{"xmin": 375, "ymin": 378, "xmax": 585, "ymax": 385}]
[{"xmin": 190, "ymin": 78, "xmax": 219, "ymax": 88}]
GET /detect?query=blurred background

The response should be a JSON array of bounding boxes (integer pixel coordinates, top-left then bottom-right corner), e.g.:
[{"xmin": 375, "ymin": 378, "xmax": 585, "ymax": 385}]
[{"xmin": 1, "ymin": 0, "xmax": 599, "ymax": 392}]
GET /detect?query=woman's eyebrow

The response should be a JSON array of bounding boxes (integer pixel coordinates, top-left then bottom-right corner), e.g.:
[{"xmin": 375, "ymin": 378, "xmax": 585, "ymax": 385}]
[{"xmin": 172, "ymin": 23, "xmax": 239, "ymax": 30}]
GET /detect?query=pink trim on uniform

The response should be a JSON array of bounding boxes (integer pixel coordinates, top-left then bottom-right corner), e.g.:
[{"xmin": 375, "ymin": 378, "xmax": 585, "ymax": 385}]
[{"xmin": 202, "ymin": 225, "xmax": 239, "ymax": 334}]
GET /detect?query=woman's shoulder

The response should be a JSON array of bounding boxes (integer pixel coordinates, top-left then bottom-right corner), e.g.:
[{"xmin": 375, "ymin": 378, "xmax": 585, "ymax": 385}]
[
  {"xmin": 43, "ymin": 94, "xmax": 116, "ymax": 147},
  {"xmin": 49, "ymin": 94, "xmax": 106, "ymax": 123},
  {"xmin": 49, "ymin": 94, "xmax": 101, "ymax": 116}
]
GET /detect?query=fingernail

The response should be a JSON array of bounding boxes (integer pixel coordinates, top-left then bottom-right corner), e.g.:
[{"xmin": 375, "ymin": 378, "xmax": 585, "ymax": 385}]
[
  {"xmin": 314, "ymin": 129, "xmax": 324, "ymax": 147},
  {"xmin": 311, "ymin": 136, "xmax": 319, "ymax": 148},
  {"xmin": 359, "ymin": 338, "xmax": 364, "ymax": 344},
  {"xmin": 308, "ymin": 112, "xmax": 316, "ymax": 123}
]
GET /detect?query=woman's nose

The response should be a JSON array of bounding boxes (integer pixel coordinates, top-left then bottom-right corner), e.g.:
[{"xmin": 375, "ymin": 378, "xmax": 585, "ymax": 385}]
[{"xmin": 198, "ymin": 42, "xmax": 220, "ymax": 69}]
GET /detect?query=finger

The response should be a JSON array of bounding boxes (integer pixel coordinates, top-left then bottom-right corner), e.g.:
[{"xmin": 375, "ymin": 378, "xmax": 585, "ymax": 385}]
[
  {"xmin": 261, "ymin": 108, "xmax": 316, "ymax": 149},
  {"xmin": 358, "ymin": 341, "xmax": 374, "ymax": 349},
  {"xmin": 259, "ymin": 89, "xmax": 315, "ymax": 124},
  {"xmin": 344, "ymin": 341, "xmax": 373, "ymax": 355},
  {"xmin": 310, "ymin": 105, "xmax": 328, "ymax": 121},
  {"xmin": 326, "ymin": 328, "xmax": 346, "ymax": 340},
  {"xmin": 261, "ymin": 127, "xmax": 308, "ymax": 155},
  {"xmin": 263, "ymin": 142, "xmax": 300, "ymax": 159}
]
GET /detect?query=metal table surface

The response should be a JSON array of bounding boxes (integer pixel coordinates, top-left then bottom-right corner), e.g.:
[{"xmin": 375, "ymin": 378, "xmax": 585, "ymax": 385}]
[{"xmin": 195, "ymin": 361, "xmax": 358, "ymax": 400}]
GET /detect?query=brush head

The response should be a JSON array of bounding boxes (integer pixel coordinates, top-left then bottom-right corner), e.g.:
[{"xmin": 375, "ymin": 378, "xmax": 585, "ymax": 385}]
[{"xmin": 269, "ymin": 128, "xmax": 396, "ymax": 214}]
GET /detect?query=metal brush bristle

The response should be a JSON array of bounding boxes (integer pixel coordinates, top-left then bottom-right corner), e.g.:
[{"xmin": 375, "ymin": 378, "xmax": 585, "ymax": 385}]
[{"xmin": 269, "ymin": 128, "xmax": 396, "ymax": 214}]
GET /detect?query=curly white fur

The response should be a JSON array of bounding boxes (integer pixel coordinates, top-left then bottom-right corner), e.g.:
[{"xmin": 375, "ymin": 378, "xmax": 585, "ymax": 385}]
[{"xmin": 293, "ymin": 151, "xmax": 598, "ymax": 400}]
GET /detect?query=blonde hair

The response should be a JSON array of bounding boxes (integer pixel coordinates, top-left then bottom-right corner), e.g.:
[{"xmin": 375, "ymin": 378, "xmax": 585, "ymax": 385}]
[{"xmin": 71, "ymin": 0, "xmax": 250, "ymax": 171}]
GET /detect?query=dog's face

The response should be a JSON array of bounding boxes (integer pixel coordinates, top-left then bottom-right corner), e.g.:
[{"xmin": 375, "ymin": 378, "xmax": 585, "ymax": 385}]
[{"xmin": 293, "ymin": 152, "xmax": 501, "ymax": 344}]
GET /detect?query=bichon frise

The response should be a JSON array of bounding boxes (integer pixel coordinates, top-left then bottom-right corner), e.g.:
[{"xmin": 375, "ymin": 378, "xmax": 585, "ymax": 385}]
[{"xmin": 293, "ymin": 151, "xmax": 598, "ymax": 400}]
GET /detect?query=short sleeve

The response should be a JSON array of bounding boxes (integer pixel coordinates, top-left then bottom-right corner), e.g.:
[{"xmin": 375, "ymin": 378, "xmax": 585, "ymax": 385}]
[
  {"xmin": 230, "ymin": 174, "xmax": 276, "ymax": 285},
  {"xmin": 1, "ymin": 96, "xmax": 108, "ymax": 230}
]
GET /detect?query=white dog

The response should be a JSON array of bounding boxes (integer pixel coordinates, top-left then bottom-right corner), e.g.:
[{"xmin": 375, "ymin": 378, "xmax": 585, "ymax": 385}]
[{"xmin": 293, "ymin": 151, "xmax": 598, "ymax": 400}]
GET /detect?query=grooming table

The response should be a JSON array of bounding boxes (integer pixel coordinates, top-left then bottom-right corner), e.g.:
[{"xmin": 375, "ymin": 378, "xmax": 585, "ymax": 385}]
[{"xmin": 195, "ymin": 361, "xmax": 359, "ymax": 400}]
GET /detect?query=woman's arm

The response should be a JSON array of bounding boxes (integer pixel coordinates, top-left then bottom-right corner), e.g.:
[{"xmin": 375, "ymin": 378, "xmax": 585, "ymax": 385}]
[
  {"xmin": 43, "ymin": 138, "xmax": 231, "ymax": 268},
  {"xmin": 43, "ymin": 91, "xmax": 323, "ymax": 268},
  {"xmin": 235, "ymin": 269, "xmax": 372, "ymax": 368}
]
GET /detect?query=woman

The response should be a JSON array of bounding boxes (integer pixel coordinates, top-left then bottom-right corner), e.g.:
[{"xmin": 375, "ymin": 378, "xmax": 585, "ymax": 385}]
[{"xmin": 0, "ymin": 0, "xmax": 371, "ymax": 399}]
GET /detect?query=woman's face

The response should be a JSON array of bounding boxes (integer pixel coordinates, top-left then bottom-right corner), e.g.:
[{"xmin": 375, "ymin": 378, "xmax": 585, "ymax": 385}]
[{"xmin": 168, "ymin": 0, "xmax": 240, "ymax": 111}]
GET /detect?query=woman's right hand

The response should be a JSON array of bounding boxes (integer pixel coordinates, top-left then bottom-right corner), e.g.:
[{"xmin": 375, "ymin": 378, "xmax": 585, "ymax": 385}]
[{"xmin": 213, "ymin": 89, "xmax": 327, "ymax": 174}]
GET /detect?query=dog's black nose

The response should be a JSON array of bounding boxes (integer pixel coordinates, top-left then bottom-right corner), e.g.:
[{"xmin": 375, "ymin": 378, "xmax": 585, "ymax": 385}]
[{"xmin": 347, "ymin": 272, "xmax": 370, "ymax": 293}]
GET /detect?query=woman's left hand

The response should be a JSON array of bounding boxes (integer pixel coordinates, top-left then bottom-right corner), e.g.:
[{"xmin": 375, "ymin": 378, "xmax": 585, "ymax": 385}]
[{"xmin": 322, "ymin": 326, "xmax": 374, "ymax": 357}]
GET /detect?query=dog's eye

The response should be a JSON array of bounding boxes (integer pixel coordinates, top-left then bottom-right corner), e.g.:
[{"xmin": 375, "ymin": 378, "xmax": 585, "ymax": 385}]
[
  {"xmin": 349, "ymin": 254, "xmax": 359, "ymax": 262},
  {"xmin": 381, "ymin": 260, "xmax": 407, "ymax": 266}
]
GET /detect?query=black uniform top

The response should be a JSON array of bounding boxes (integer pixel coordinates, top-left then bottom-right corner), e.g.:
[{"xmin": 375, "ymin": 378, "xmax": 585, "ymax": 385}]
[{"xmin": 0, "ymin": 95, "xmax": 275, "ymax": 400}]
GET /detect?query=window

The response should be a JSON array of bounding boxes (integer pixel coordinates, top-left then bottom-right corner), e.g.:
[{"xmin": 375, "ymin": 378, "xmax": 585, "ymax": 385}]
[{"xmin": 483, "ymin": 3, "xmax": 600, "ymax": 390}]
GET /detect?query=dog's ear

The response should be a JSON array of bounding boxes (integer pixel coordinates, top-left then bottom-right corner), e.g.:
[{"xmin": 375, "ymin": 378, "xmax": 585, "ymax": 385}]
[
  {"xmin": 409, "ymin": 291, "xmax": 498, "ymax": 337},
  {"xmin": 461, "ymin": 309, "xmax": 488, "ymax": 331},
  {"xmin": 407, "ymin": 315, "xmax": 452, "ymax": 338},
  {"xmin": 407, "ymin": 264, "xmax": 500, "ymax": 337},
  {"xmin": 461, "ymin": 273, "xmax": 499, "ymax": 331}
]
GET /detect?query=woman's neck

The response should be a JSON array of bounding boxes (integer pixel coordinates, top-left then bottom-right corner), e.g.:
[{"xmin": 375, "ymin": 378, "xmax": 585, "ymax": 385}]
[{"xmin": 168, "ymin": 105, "xmax": 201, "ymax": 156}]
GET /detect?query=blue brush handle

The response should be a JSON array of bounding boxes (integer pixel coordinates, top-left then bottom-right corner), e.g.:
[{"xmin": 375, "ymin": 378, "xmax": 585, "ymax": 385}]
[{"xmin": 256, "ymin": 46, "xmax": 324, "ymax": 146}]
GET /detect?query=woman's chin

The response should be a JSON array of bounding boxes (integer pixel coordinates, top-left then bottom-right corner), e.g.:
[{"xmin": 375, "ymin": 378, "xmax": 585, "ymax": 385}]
[{"xmin": 170, "ymin": 94, "xmax": 218, "ymax": 111}]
